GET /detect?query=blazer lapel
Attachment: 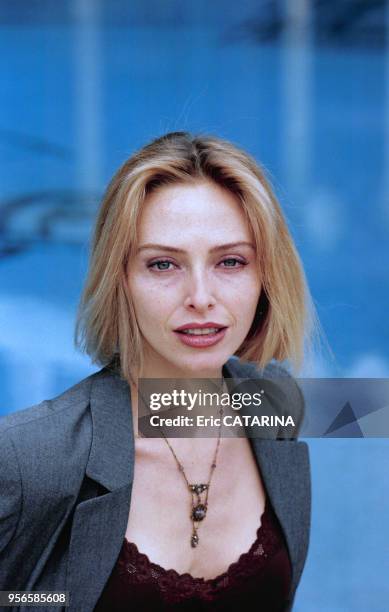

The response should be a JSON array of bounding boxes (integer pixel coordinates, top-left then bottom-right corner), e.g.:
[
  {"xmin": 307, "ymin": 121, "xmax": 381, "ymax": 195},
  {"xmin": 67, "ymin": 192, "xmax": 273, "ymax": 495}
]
[
  {"xmin": 222, "ymin": 359, "xmax": 311, "ymax": 592},
  {"xmin": 66, "ymin": 368, "xmax": 135, "ymax": 612},
  {"xmin": 249, "ymin": 438, "xmax": 311, "ymax": 592},
  {"xmin": 67, "ymin": 485, "xmax": 132, "ymax": 612}
]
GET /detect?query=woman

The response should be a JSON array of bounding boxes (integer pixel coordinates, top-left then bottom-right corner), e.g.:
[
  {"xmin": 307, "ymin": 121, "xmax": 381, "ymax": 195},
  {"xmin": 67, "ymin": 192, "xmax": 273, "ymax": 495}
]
[{"xmin": 0, "ymin": 132, "xmax": 312, "ymax": 611}]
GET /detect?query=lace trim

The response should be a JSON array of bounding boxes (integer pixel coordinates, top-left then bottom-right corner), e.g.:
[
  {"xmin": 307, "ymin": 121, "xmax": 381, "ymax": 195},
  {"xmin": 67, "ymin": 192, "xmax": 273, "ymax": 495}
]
[{"xmin": 116, "ymin": 498, "xmax": 285, "ymax": 603}]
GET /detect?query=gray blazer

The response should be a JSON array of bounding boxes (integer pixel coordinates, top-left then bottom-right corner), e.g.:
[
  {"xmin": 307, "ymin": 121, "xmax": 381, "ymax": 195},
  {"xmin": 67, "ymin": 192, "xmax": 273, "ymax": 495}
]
[{"xmin": 0, "ymin": 358, "xmax": 311, "ymax": 612}]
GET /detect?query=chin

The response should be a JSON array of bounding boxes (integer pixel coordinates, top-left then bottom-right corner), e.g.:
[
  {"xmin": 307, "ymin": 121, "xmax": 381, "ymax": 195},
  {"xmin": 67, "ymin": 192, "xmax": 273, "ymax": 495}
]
[{"xmin": 177, "ymin": 354, "xmax": 228, "ymax": 376}]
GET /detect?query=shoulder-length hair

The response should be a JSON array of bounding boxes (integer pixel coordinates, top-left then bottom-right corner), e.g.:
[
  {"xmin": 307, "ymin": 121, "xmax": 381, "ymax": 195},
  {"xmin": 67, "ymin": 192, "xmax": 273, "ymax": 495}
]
[{"xmin": 75, "ymin": 131, "xmax": 314, "ymax": 381}]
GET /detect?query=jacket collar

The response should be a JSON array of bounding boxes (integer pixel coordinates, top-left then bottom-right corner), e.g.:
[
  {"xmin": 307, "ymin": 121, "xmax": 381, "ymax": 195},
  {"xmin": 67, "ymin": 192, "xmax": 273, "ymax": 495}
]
[{"xmin": 86, "ymin": 367, "xmax": 135, "ymax": 490}]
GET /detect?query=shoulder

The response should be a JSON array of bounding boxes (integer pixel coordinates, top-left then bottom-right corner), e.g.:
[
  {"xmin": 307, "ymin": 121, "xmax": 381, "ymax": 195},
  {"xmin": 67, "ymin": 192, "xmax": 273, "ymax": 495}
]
[
  {"xmin": 0, "ymin": 368, "xmax": 105, "ymax": 436},
  {"xmin": 0, "ymin": 367, "xmax": 108, "ymax": 557},
  {"xmin": 0, "ymin": 368, "xmax": 111, "ymax": 486}
]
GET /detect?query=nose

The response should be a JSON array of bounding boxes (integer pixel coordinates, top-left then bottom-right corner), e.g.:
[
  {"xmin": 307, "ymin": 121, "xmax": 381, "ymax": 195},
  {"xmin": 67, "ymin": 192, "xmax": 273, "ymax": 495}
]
[{"xmin": 183, "ymin": 269, "xmax": 216, "ymax": 312}]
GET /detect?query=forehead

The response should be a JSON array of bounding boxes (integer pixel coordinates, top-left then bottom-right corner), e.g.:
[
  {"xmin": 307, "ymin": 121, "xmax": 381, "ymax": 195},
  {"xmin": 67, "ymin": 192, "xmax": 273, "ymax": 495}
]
[{"xmin": 138, "ymin": 180, "xmax": 252, "ymax": 244}]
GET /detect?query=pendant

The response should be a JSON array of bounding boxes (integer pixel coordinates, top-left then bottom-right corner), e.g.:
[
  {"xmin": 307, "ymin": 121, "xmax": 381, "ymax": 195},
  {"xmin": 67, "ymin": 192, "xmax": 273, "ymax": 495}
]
[
  {"xmin": 191, "ymin": 503, "xmax": 207, "ymax": 521},
  {"xmin": 191, "ymin": 532, "xmax": 199, "ymax": 548},
  {"xmin": 189, "ymin": 483, "xmax": 209, "ymax": 546}
]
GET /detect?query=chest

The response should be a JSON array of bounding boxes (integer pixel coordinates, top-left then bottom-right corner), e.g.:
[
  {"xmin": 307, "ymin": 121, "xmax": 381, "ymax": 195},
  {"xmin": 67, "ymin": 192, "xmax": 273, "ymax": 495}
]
[{"xmin": 125, "ymin": 437, "xmax": 267, "ymax": 580}]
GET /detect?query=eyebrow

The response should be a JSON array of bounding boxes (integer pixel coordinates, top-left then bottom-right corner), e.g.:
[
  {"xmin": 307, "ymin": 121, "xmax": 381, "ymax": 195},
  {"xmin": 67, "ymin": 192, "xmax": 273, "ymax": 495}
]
[{"xmin": 137, "ymin": 241, "xmax": 256, "ymax": 254}]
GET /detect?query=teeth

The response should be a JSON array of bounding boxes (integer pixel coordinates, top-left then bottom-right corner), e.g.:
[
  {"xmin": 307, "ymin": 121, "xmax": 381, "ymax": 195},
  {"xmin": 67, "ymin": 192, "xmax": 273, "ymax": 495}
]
[{"xmin": 181, "ymin": 328, "xmax": 221, "ymax": 335}]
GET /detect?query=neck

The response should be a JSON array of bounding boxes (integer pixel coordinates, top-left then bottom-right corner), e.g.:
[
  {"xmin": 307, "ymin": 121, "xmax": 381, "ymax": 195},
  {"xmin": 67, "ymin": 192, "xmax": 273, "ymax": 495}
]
[
  {"xmin": 129, "ymin": 373, "xmax": 232, "ymax": 441},
  {"xmin": 127, "ymin": 352, "xmax": 232, "ymax": 439},
  {"xmin": 140, "ymin": 365, "xmax": 224, "ymax": 380},
  {"xmin": 138, "ymin": 346, "xmax": 225, "ymax": 380}
]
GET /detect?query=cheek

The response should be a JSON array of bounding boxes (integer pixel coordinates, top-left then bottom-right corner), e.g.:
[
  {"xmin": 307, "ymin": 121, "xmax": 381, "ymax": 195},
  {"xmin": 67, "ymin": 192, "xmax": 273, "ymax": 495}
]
[
  {"xmin": 218, "ymin": 272, "xmax": 261, "ymax": 312},
  {"xmin": 127, "ymin": 276, "xmax": 175, "ymax": 323},
  {"xmin": 246, "ymin": 281, "xmax": 262, "ymax": 312},
  {"xmin": 126, "ymin": 277, "xmax": 149, "ymax": 318}
]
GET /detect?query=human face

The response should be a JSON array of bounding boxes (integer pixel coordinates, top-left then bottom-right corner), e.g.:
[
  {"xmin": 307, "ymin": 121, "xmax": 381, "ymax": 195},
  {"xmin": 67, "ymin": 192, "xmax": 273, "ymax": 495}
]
[{"xmin": 125, "ymin": 180, "xmax": 261, "ymax": 378}]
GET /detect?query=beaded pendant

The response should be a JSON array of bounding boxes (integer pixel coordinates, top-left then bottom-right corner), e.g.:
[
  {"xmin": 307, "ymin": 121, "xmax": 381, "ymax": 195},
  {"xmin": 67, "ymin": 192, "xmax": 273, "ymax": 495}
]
[{"xmin": 189, "ymin": 483, "xmax": 209, "ymax": 547}]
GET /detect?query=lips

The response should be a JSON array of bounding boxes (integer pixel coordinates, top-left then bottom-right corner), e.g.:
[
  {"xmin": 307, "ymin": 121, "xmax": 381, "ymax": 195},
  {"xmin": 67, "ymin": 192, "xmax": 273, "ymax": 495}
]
[
  {"xmin": 174, "ymin": 322, "xmax": 227, "ymax": 333},
  {"xmin": 173, "ymin": 323, "xmax": 228, "ymax": 348}
]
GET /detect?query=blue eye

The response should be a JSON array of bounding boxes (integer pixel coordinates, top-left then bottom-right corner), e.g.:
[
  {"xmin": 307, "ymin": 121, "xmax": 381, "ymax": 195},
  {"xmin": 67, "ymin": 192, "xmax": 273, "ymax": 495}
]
[
  {"xmin": 147, "ymin": 257, "xmax": 247, "ymax": 271},
  {"xmin": 148, "ymin": 260, "xmax": 175, "ymax": 271},
  {"xmin": 219, "ymin": 258, "xmax": 246, "ymax": 268}
]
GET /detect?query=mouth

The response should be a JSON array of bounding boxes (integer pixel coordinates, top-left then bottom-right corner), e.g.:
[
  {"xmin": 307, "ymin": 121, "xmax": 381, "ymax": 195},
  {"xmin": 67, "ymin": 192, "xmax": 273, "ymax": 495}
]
[
  {"xmin": 173, "ymin": 326, "xmax": 228, "ymax": 348},
  {"xmin": 177, "ymin": 327, "xmax": 226, "ymax": 336}
]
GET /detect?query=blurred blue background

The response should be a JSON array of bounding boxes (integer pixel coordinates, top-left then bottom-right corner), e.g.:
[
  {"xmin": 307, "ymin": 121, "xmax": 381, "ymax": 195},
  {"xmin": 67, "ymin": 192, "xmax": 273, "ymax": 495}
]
[{"xmin": 0, "ymin": 1, "xmax": 388, "ymax": 610}]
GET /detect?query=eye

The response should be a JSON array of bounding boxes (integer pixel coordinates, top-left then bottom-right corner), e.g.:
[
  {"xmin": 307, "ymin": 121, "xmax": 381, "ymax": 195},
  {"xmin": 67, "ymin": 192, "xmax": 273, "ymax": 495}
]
[
  {"xmin": 147, "ymin": 259, "xmax": 177, "ymax": 272},
  {"xmin": 218, "ymin": 257, "xmax": 247, "ymax": 268}
]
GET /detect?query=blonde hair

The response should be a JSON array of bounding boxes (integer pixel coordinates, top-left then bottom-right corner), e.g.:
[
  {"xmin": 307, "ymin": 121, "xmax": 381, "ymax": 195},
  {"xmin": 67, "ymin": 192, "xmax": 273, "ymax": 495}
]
[{"xmin": 75, "ymin": 131, "xmax": 315, "ymax": 381}]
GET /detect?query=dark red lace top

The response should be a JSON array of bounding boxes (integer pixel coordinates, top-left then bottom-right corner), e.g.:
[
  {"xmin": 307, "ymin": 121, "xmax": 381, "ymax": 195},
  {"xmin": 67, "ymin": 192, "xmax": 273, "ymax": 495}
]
[{"xmin": 94, "ymin": 498, "xmax": 292, "ymax": 611}]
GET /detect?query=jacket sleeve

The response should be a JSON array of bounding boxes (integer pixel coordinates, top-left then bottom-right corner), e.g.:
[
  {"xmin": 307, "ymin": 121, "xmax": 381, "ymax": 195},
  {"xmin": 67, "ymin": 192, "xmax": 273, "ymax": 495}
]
[{"xmin": 0, "ymin": 432, "xmax": 22, "ymax": 559}]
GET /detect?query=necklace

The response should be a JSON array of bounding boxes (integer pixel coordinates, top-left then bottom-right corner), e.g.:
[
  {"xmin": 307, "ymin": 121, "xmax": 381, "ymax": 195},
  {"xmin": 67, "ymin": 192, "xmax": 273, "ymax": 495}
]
[
  {"xmin": 134, "ymin": 379, "xmax": 226, "ymax": 548},
  {"xmin": 159, "ymin": 408, "xmax": 224, "ymax": 548}
]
